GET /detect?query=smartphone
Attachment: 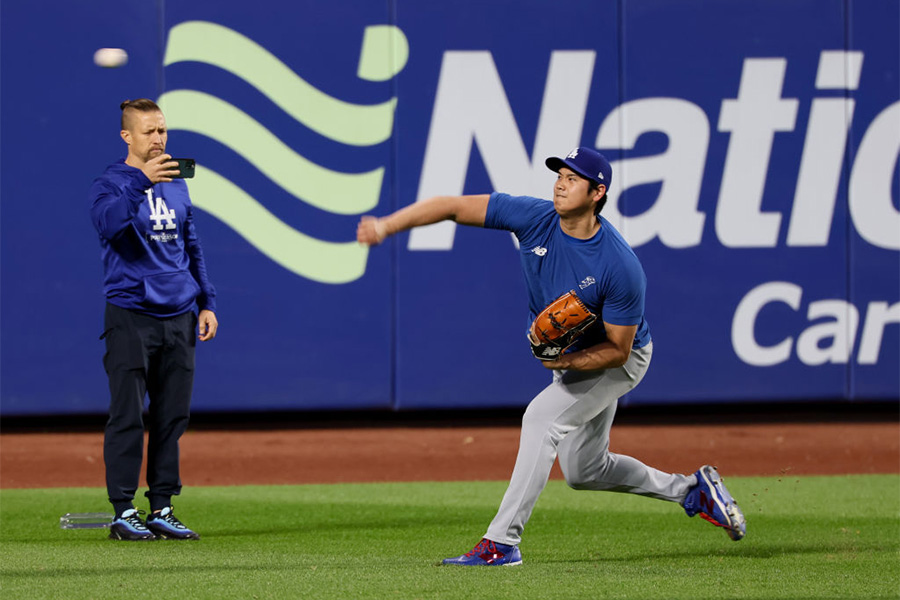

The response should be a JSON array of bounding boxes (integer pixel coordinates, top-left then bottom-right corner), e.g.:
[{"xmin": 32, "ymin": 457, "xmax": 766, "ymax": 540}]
[{"xmin": 171, "ymin": 158, "xmax": 196, "ymax": 179}]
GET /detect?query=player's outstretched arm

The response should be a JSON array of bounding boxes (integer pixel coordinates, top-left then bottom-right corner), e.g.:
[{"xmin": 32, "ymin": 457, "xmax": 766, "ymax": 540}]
[{"xmin": 357, "ymin": 195, "xmax": 490, "ymax": 246}]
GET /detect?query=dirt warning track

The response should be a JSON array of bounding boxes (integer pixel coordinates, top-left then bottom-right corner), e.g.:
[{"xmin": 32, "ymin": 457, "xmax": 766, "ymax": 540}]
[{"xmin": 2, "ymin": 419, "xmax": 897, "ymax": 489}]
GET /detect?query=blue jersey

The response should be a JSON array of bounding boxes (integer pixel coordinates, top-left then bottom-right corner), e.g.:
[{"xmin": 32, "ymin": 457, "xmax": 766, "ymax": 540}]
[
  {"xmin": 89, "ymin": 159, "xmax": 216, "ymax": 318},
  {"xmin": 485, "ymin": 193, "xmax": 651, "ymax": 350}
]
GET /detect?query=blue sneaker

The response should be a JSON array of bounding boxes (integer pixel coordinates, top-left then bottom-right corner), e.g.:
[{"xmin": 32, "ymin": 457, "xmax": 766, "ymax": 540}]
[
  {"xmin": 108, "ymin": 508, "xmax": 156, "ymax": 541},
  {"xmin": 683, "ymin": 465, "xmax": 746, "ymax": 541},
  {"xmin": 146, "ymin": 506, "xmax": 200, "ymax": 540},
  {"xmin": 442, "ymin": 538, "xmax": 522, "ymax": 566}
]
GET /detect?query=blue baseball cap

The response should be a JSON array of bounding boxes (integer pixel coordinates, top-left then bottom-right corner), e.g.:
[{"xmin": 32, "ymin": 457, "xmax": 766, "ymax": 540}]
[{"xmin": 545, "ymin": 147, "xmax": 612, "ymax": 190}]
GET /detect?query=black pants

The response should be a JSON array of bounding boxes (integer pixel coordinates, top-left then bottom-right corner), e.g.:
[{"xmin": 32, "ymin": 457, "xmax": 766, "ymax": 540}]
[{"xmin": 102, "ymin": 303, "xmax": 196, "ymax": 516}]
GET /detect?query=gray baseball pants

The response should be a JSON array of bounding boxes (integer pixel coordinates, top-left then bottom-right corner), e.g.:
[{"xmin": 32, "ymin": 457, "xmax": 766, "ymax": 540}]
[{"xmin": 485, "ymin": 342, "xmax": 696, "ymax": 546}]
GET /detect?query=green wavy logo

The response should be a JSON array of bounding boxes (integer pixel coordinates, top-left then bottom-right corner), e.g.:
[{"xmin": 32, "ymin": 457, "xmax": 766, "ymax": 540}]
[{"xmin": 158, "ymin": 21, "xmax": 409, "ymax": 283}]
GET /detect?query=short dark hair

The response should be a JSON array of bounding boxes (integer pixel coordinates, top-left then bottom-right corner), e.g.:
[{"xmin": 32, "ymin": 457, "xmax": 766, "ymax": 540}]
[
  {"xmin": 589, "ymin": 182, "xmax": 608, "ymax": 215},
  {"xmin": 120, "ymin": 98, "xmax": 161, "ymax": 130}
]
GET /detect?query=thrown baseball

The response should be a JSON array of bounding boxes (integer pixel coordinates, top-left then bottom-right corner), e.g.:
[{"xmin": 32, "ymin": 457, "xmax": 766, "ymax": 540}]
[{"xmin": 94, "ymin": 48, "xmax": 128, "ymax": 68}]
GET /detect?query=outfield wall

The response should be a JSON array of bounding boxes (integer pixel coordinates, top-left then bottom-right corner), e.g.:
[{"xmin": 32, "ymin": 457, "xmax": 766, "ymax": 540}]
[{"xmin": 1, "ymin": 0, "xmax": 897, "ymax": 415}]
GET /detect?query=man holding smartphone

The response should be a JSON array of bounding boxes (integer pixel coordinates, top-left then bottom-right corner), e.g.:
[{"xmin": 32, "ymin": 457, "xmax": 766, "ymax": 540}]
[{"xmin": 89, "ymin": 98, "xmax": 217, "ymax": 541}]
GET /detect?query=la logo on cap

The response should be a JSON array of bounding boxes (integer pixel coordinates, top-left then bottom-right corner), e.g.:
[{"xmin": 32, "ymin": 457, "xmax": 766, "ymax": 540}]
[{"xmin": 566, "ymin": 148, "xmax": 579, "ymax": 159}]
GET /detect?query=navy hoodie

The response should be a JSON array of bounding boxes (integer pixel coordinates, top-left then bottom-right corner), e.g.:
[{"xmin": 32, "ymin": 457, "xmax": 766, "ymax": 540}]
[{"xmin": 89, "ymin": 159, "xmax": 216, "ymax": 318}]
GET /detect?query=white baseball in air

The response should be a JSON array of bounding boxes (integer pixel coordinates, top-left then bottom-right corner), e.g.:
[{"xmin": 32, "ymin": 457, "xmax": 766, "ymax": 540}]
[{"xmin": 93, "ymin": 48, "xmax": 128, "ymax": 68}]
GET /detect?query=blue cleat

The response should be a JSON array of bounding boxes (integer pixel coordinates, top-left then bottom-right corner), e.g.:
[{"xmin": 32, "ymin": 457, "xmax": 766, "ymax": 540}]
[
  {"xmin": 442, "ymin": 538, "xmax": 522, "ymax": 566},
  {"xmin": 108, "ymin": 508, "xmax": 156, "ymax": 541},
  {"xmin": 683, "ymin": 465, "xmax": 746, "ymax": 541},
  {"xmin": 146, "ymin": 506, "xmax": 200, "ymax": 540}
]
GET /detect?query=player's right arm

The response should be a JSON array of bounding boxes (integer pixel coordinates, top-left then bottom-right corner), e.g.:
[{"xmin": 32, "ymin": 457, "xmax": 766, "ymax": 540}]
[
  {"xmin": 89, "ymin": 174, "xmax": 149, "ymax": 240},
  {"xmin": 90, "ymin": 156, "xmax": 181, "ymax": 240},
  {"xmin": 357, "ymin": 195, "xmax": 490, "ymax": 246}
]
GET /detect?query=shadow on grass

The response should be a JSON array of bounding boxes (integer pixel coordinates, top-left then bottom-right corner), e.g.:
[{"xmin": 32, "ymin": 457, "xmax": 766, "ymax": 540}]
[
  {"xmin": 206, "ymin": 506, "xmax": 484, "ymax": 539},
  {"xmin": 211, "ymin": 519, "xmax": 473, "ymax": 538},
  {"xmin": 538, "ymin": 540, "xmax": 895, "ymax": 563}
]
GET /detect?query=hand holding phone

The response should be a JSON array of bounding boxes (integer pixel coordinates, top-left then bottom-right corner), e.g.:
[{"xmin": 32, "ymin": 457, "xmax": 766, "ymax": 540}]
[
  {"xmin": 171, "ymin": 158, "xmax": 196, "ymax": 179},
  {"xmin": 142, "ymin": 154, "xmax": 184, "ymax": 184}
]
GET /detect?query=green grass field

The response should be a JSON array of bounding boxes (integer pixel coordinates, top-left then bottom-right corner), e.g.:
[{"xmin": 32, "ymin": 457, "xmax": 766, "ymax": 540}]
[{"xmin": 2, "ymin": 475, "xmax": 898, "ymax": 599}]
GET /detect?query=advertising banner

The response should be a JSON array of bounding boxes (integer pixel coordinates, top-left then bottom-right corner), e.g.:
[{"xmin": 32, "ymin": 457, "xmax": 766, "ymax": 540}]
[{"xmin": 1, "ymin": 0, "xmax": 896, "ymax": 415}]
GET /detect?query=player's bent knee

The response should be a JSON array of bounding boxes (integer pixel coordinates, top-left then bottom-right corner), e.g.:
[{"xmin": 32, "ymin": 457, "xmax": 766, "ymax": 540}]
[
  {"xmin": 561, "ymin": 454, "xmax": 612, "ymax": 490},
  {"xmin": 565, "ymin": 477, "xmax": 594, "ymax": 491}
]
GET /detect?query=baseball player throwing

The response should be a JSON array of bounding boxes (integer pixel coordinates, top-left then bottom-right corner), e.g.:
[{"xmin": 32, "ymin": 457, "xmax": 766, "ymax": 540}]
[{"xmin": 357, "ymin": 147, "xmax": 746, "ymax": 566}]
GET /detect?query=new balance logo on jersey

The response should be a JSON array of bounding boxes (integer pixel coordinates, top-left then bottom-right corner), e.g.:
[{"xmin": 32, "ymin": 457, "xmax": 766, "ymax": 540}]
[
  {"xmin": 147, "ymin": 191, "xmax": 177, "ymax": 231},
  {"xmin": 531, "ymin": 246, "xmax": 547, "ymax": 256}
]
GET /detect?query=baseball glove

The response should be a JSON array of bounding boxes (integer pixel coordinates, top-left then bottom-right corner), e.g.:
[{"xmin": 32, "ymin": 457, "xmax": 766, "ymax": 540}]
[{"xmin": 528, "ymin": 290, "xmax": 597, "ymax": 361}]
